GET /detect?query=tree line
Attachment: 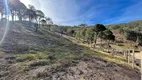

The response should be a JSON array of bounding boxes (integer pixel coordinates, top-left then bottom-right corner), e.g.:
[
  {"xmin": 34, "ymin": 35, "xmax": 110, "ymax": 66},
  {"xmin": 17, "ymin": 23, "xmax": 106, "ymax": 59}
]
[
  {"xmin": 50, "ymin": 24, "xmax": 115, "ymax": 48},
  {"xmin": 0, "ymin": 0, "xmax": 115, "ymax": 47},
  {"xmin": 0, "ymin": 0, "xmax": 53, "ymax": 32}
]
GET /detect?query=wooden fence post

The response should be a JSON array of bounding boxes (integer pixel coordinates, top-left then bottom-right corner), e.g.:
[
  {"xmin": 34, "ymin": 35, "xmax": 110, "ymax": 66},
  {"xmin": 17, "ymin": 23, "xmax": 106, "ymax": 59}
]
[
  {"xmin": 132, "ymin": 49, "xmax": 135, "ymax": 69},
  {"xmin": 128, "ymin": 50, "xmax": 130, "ymax": 64},
  {"xmin": 126, "ymin": 50, "xmax": 128, "ymax": 62},
  {"xmin": 124, "ymin": 50, "xmax": 126, "ymax": 58},
  {"xmin": 141, "ymin": 56, "xmax": 142, "ymax": 80},
  {"xmin": 141, "ymin": 58, "xmax": 142, "ymax": 80}
]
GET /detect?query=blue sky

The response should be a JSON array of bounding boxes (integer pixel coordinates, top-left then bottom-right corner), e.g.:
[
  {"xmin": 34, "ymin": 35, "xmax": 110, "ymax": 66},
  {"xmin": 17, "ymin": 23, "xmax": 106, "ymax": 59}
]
[{"xmin": 20, "ymin": 0, "xmax": 142, "ymax": 26}]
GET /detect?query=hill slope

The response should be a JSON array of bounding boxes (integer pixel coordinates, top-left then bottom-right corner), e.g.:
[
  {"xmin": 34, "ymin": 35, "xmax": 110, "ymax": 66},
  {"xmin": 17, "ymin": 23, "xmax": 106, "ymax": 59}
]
[
  {"xmin": 107, "ymin": 20, "xmax": 142, "ymax": 47},
  {"xmin": 108, "ymin": 20, "xmax": 142, "ymax": 31},
  {"xmin": 0, "ymin": 21, "xmax": 140, "ymax": 80}
]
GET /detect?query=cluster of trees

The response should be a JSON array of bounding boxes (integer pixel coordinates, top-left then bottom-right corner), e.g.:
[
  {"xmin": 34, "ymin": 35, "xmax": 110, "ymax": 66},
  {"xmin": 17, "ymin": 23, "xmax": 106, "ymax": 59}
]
[
  {"xmin": 0, "ymin": 0, "xmax": 115, "ymax": 47},
  {"xmin": 51, "ymin": 24, "xmax": 115, "ymax": 47},
  {"xmin": 108, "ymin": 20, "xmax": 142, "ymax": 45},
  {"xmin": 74, "ymin": 24, "xmax": 115, "ymax": 47},
  {"xmin": 0, "ymin": 0, "xmax": 53, "ymax": 31}
]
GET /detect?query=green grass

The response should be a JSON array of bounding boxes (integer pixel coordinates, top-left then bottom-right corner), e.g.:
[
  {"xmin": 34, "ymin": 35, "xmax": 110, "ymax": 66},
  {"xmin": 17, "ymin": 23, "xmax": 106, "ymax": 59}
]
[
  {"xmin": 29, "ymin": 60, "xmax": 49, "ymax": 67},
  {"xmin": 63, "ymin": 35, "xmax": 140, "ymax": 69},
  {"xmin": 111, "ymin": 44, "xmax": 135, "ymax": 50},
  {"xmin": 16, "ymin": 52, "xmax": 48, "ymax": 62},
  {"xmin": 6, "ymin": 24, "xmax": 140, "ymax": 73}
]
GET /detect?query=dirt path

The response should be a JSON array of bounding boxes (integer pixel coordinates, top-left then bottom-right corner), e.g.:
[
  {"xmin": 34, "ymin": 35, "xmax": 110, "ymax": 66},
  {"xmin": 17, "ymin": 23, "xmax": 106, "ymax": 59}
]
[{"xmin": 37, "ymin": 57, "xmax": 141, "ymax": 80}]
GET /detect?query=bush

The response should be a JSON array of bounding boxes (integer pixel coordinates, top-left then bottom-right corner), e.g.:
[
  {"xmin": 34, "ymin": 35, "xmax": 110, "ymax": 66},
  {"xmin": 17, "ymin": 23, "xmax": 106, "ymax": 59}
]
[
  {"xmin": 16, "ymin": 54, "xmax": 37, "ymax": 62},
  {"xmin": 29, "ymin": 60, "xmax": 49, "ymax": 67}
]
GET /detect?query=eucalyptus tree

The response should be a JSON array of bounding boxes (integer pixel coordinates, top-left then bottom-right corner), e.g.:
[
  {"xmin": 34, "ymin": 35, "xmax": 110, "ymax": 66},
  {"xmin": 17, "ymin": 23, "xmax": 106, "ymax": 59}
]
[
  {"xmin": 0, "ymin": 0, "xmax": 3, "ymax": 20},
  {"xmin": 103, "ymin": 29, "xmax": 115, "ymax": 45},
  {"xmin": 40, "ymin": 19, "xmax": 47, "ymax": 27},
  {"xmin": 36, "ymin": 10, "xmax": 45, "ymax": 27},
  {"xmin": 0, "ymin": 0, "xmax": 10, "ymax": 20},
  {"xmin": 8, "ymin": 0, "xmax": 20, "ymax": 21},
  {"xmin": 93, "ymin": 24, "xmax": 106, "ymax": 44},
  {"xmin": 45, "ymin": 17, "xmax": 53, "ymax": 25},
  {"xmin": 25, "ymin": 5, "xmax": 36, "ymax": 26},
  {"xmin": 45, "ymin": 17, "xmax": 53, "ymax": 31},
  {"xmin": 75, "ymin": 31, "xmax": 81, "ymax": 40},
  {"xmin": 80, "ymin": 28, "xmax": 87, "ymax": 40},
  {"xmin": 8, "ymin": 0, "xmax": 16, "ymax": 21},
  {"xmin": 16, "ymin": 3, "xmax": 27, "ymax": 21},
  {"xmin": 85, "ymin": 27, "xmax": 95, "ymax": 45}
]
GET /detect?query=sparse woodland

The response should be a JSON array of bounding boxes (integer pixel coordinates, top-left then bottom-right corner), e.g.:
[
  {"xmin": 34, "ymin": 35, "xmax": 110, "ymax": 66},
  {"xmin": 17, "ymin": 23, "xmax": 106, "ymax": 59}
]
[{"xmin": 0, "ymin": 0, "xmax": 141, "ymax": 80}]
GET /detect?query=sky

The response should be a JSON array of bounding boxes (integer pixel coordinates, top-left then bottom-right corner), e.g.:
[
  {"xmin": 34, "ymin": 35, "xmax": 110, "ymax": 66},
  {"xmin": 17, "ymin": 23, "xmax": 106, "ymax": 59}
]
[{"xmin": 20, "ymin": 0, "xmax": 142, "ymax": 26}]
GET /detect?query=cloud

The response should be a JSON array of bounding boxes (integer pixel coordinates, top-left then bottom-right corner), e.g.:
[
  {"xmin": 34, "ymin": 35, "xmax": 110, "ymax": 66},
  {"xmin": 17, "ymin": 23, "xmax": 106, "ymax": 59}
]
[
  {"xmin": 102, "ymin": 1, "xmax": 142, "ymax": 25},
  {"xmin": 20, "ymin": 0, "xmax": 142, "ymax": 26}
]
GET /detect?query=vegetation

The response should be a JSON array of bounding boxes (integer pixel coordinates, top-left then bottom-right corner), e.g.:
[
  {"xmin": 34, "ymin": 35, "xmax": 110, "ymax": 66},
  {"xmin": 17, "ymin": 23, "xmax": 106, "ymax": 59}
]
[
  {"xmin": 0, "ymin": 0, "xmax": 141, "ymax": 80},
  {"xmin": 51, "ymin": 24, "xmax": 115, "ymax": 48},
  {"xmin": 16, "ymin": 53, "xmax": 48, "ymax": 62},
  {"xmin": 108, "ymin": 20, "xmax": 142, "ymax": 46},
  {"xmin": 0, "ymin": 0, "xmax": 53, "ymax": 32}
]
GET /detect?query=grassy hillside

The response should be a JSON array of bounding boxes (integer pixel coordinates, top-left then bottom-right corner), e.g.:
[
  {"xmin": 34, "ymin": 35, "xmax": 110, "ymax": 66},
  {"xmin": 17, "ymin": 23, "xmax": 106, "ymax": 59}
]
[{"xmin": 0, "ymin": 21, "xmax": 140, "ymax": 80}]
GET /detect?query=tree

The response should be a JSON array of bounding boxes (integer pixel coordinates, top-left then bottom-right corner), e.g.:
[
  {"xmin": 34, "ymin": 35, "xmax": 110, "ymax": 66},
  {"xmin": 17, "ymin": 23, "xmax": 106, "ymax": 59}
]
[
  {"xmin": 103, "ymin": 29, "xmax": 115, "ymax": 45},
  {"xmin": 50, "ymin": 25, "xmax": 58, "ymax": 32},
  {"xmin": 79, "ymin": 24, "xmax": 88, "ymax": 28},
  {"xmin": 80, "ymin": 28, "xmax": 87, "ymax": 40},
  {"xmin": 0, "ymin": 0, "xmax": 4, "ymax": 20},
  {"xmin": 93, "ymin": 24, "xmax": 106, "ymax": 45},
  {"xmin": 26, "ymin": 5, "xmax": 36, "ymax": 26},
  {"xmin": 75, "ymin": 31, "xmax": 81, "ymax": 40},
  {"xmin": 16, "ymin": 3, "xmax": 27, "ymax": 21},
  {"xmin": 36, "ymin": 10, "xmax": 45, "ymax": 27},
  {"xmin": 67, "ymin": 28, "xmax": 75, "ymax": 36},
  {"xmin": 8, "ymin": 0, "xmax": 23, "ymax": 21},
  {"xmin": 40, "ymin": 19, "xmax": 47, "ymax": 27},
  {"xmin": 85, "ymin": 27, "xmax": 95, "ymax": 45},
  {"xmin": 103, "ymin": 29, "xmax": 113, "ymax": 36},
  {"xmin": 1, "ymin": 0, "xmax": 10, "ymax": 20},
  {"xmin": 45, "ymin": 17, "xmax": 53, "ymax": 25},
  {"xmin": 45, "ymin": 17, "xmax": 53, "ymax": 31}
]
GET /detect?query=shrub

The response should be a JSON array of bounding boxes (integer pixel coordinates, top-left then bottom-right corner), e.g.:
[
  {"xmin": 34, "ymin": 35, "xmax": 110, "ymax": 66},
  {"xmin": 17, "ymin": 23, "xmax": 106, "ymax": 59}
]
[
  {"xmin": 16, "ymin": 54, "xmax": 37, "ymax": 62},
  {"xmin": 29, "ymin": 60, "xmax": 49, "ymax": 67}
]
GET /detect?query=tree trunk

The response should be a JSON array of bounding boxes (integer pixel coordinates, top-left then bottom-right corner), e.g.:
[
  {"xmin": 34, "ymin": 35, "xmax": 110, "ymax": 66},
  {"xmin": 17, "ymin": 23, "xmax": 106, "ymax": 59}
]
[
  {"xmin": 94, "ymin": 33, "xmax": 98, "ymax": 47},
  {"xmin": 35, "ymin": 20, "xmax": 38, "ymax": 32},
  {"xmin": 12, "ymin": 15, "xmax": 14, "ymax": 21},
  {"xmin": 0, "ymin": 13, "xmax": 1, "ymax": 21},
  {"xmin": 1, "ymin": 12, "xmax": 3, "ymax": 19}
]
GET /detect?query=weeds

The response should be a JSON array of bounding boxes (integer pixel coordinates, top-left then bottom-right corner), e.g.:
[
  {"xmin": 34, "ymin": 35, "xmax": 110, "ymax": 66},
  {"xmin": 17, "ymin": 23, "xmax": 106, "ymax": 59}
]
[{"xmin": 16, "ymin": 52, "xmax": 48, "ymax": 62}]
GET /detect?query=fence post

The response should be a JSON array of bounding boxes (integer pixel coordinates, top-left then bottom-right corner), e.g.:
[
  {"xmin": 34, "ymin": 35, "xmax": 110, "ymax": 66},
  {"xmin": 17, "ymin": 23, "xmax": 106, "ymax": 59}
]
[
  {"xmin": 126, "ymin": 50, "xmax": 128, "ymax": 61},
  {"xmin": 141, "ymin": 58, "xmax": 142, "ymax": 80},
  {"xmin": 128, "ymin": 50, "xmax": 130, "ymax": 64},
  {"xmin": 132, "ymin": 49, "xmax": 135, "ymax": 69},
  {"xmin": 124, "ymin": 50, "xmax": 126, "ymax": 58}
]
